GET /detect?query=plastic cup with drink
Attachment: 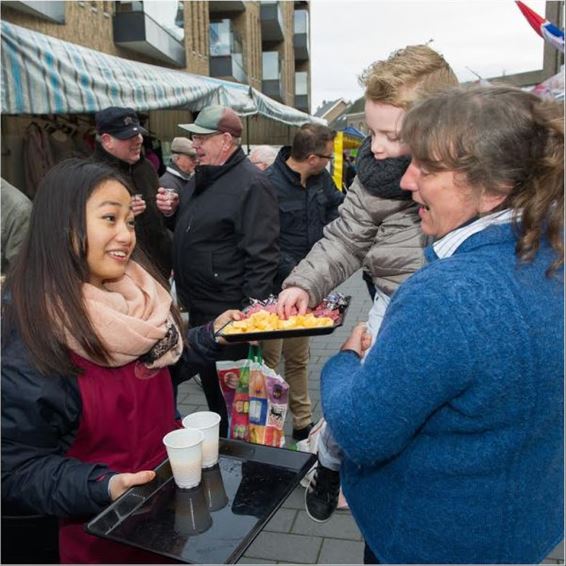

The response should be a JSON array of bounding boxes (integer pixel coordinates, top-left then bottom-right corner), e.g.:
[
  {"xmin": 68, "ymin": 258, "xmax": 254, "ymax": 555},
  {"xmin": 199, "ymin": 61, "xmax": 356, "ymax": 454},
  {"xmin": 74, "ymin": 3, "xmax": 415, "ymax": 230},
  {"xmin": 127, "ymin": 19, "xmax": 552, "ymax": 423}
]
[
  {"xmin": 162, "ymin": 428, "xmax": 204, "ymax": 489},
  {"xmin": 182, "ymin": 411, "xmax": 221, "ymax": 468}
]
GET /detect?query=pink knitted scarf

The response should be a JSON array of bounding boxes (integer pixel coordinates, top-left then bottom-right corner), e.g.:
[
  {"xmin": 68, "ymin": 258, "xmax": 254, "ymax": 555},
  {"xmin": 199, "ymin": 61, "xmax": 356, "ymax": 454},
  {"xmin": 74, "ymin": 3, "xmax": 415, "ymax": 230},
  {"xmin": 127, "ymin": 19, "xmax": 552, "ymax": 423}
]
[{"xmin": 65, "ymin": 261, "xmax": 182, "ymax": 369}]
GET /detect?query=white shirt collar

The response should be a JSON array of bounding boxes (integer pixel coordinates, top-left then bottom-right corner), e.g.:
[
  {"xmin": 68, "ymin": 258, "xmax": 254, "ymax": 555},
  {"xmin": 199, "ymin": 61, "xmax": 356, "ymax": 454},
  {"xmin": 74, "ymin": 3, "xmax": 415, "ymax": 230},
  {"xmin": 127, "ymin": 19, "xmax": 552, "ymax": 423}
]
[{"xmin": 432, "ymin": 209, "xmax": 515, "ymax": 259}]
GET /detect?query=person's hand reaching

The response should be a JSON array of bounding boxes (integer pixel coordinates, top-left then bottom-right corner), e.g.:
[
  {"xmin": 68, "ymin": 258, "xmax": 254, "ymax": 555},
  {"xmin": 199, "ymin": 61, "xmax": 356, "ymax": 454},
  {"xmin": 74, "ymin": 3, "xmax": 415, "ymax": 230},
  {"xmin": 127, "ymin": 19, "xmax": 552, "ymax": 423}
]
[{"xmin": 277, "ymin": 287, "xmax": 309, "ymax": 318}]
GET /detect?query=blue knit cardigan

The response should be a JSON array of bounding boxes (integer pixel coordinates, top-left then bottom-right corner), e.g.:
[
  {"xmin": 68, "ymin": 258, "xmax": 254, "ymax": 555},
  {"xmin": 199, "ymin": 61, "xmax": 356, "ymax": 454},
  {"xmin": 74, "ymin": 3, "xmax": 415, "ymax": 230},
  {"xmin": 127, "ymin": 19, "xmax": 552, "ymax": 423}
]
[{"xmin": 321, "ymin": 223, "xmax": 564, "ymax": 564}]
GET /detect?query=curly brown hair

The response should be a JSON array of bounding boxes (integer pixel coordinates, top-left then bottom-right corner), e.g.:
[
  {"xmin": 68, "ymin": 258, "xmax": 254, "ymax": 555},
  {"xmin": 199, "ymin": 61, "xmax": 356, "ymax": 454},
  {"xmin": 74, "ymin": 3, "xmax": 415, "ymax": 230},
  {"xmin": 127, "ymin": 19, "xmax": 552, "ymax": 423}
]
[{"xmin": 401, "ymin": 85, "xmax": 564, "ymax": 275}]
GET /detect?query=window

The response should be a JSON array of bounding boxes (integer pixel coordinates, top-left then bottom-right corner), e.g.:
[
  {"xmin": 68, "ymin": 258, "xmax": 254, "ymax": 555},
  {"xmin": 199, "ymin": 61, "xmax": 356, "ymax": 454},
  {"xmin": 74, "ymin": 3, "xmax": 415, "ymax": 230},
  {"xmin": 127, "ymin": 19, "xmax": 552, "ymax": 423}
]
[
  {"xmin": 262, "ymin": 52, "xmax": 280, "ymax": 81},
  {"xmin": 295, "ymin": 71, "xmax": 308, "ymax": 95},
  {"xmin": 294, "ymin": 9, "xmax": 308, "ymax": 34}
]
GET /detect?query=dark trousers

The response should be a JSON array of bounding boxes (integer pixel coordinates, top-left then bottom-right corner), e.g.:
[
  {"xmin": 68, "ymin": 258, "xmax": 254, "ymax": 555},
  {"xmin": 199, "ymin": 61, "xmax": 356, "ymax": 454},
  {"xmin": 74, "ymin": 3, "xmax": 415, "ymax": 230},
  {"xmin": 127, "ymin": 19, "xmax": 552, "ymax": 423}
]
[
  {"xmin": 190, "ymin": 310, "xmax": 249, "ymax": 438},
  {"xmin": 362, "ymin": 270, "xmax": 376, "ymax": 301}
]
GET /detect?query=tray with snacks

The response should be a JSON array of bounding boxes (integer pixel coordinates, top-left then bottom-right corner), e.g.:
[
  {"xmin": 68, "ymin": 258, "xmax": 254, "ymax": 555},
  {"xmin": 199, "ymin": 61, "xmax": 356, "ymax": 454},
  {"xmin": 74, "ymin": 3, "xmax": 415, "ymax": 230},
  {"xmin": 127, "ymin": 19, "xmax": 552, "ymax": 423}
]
[{"xmin": 216, "ymin": 293, "xmax": 351, "ymax": 342}]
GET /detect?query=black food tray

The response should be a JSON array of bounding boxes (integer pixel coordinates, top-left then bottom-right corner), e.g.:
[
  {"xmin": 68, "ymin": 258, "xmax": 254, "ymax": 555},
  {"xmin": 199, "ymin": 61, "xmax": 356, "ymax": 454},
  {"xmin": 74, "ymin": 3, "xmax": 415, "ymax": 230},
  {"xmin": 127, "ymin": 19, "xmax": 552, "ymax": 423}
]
[
  {"xmin": 217, "ymin": 295, "xmax": 351, "ymax": 342},
  {"xmin": 85, "ymin": 439, "xmax": 315, "ymax": 564}
]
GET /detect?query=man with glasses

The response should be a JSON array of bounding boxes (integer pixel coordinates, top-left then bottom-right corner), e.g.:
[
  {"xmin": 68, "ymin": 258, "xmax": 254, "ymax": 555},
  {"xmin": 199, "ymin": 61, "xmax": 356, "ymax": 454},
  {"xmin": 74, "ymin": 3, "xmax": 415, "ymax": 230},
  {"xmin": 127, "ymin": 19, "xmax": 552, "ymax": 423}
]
[
  {"xmin": 155, "ymin": 105, "xmax": 279, "ymax": 437},
  {"xmin": 260, "ymin": 123, "xmax": 344, "ymax": 442}
]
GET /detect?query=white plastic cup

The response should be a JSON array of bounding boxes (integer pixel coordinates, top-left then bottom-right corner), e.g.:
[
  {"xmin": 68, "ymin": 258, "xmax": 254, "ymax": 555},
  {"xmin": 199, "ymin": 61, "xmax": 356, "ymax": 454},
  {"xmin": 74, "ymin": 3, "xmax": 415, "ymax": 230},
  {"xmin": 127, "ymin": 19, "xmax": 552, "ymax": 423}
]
[
  {"xmin": 164, "ymin": 187, "xmax": 177, "ymax": 201},
  {"xmin": 163, "ymin": 428, "xmax": 204, "ymax": 489},
  {"xmin": 182, "ymin": 411, "xmax": 221, "ymax": 468}
]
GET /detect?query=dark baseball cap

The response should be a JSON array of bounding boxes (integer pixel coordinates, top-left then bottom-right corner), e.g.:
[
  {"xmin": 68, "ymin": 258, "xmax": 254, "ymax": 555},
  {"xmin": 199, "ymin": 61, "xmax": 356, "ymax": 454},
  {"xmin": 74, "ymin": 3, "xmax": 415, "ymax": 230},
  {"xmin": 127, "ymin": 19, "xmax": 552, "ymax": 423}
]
[
  {"xmin": 95, "ymin": 107, "xmax": 148, "ymax": 139},
  {"xmin": 180, "ymin": 105, "xmax": 242, "ymax": 137}
]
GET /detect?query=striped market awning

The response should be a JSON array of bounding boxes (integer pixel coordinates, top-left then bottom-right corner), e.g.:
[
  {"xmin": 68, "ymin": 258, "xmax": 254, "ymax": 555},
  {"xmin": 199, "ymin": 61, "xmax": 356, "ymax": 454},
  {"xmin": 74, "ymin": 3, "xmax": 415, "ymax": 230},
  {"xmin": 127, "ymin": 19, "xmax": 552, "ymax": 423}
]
[{"xmin": 1, "ymin": 20, "xmax": 321, "ymax": 127}]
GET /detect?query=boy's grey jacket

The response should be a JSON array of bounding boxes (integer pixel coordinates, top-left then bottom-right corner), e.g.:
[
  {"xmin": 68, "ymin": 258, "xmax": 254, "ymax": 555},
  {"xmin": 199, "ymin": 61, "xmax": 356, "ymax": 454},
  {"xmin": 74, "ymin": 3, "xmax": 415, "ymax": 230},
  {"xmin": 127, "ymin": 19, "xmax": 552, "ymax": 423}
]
[{"xmin": 283, "ymin": 172, "xmax": 426, "ymax": 306}]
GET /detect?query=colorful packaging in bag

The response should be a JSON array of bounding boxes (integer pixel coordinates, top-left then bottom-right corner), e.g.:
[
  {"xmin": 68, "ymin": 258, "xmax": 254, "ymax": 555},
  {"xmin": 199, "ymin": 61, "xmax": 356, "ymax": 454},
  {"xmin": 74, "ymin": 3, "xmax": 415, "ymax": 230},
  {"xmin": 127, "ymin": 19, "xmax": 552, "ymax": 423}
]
[
  {"xmin": 248, "ymin": 364, "xmax": 268, "ymax": 444},
  {"xmin": 230, "ymin": 362, "xmax": 251, "ymax": 441},
  {"xmin": 248, "ymin": 362, "xmax": 288, "ymax": 448},
  {"xmin": 216, "ymin": 360, "xmax": 246, "ymax": 419},
  {"xmin": 264, "ymin": 373, "xmax": 289, "ymax": 447},
  {"xmin": 217, "ymin": 346, "xmax": 288, "ymax": 446}
]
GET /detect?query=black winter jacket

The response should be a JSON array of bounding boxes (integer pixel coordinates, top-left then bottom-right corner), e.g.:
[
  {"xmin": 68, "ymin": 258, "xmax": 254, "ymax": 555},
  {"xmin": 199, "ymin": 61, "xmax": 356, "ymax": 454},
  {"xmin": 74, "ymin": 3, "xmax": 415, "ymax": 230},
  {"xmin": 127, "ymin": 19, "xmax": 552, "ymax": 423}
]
[
  {"xmin": 172, "ymin": 148, "xmax": 279, "ymax": 320},
  {"xmin": 92, "ymin": 144, "xmax": 173, "ymax": 278},
  {"xmin": 267, "ymin": 147, "xmax": 344, "ymax": 290},
  {"xmin": 1, "ymin": 324, "xmax": 221, "ymax": 519}
]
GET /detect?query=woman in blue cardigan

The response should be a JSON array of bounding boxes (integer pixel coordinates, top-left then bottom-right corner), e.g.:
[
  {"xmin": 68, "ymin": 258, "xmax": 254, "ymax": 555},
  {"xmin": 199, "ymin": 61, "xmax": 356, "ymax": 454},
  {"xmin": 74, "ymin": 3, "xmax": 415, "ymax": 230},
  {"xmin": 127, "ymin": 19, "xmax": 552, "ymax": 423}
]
[{"xmin": 321, "ymin": 85, "xmax": 563, "ymax": 564}]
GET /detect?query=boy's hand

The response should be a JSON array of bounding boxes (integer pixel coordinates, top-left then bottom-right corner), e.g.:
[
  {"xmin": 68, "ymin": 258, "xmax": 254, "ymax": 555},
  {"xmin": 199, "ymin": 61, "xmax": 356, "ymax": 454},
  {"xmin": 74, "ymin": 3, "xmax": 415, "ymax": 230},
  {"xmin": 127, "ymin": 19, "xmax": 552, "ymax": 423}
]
[{"xmin": 277, "ymin": 287, "xmax": 309, "ymax": 318}]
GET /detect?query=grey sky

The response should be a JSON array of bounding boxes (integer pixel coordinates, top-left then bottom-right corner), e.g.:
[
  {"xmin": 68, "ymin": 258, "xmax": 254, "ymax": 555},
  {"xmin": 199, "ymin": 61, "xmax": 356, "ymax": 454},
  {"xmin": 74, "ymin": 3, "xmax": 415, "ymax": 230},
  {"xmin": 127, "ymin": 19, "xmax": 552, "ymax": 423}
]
[{"xmin": 310, "ymin": 0, "xmax": 550, "ymax": 110}]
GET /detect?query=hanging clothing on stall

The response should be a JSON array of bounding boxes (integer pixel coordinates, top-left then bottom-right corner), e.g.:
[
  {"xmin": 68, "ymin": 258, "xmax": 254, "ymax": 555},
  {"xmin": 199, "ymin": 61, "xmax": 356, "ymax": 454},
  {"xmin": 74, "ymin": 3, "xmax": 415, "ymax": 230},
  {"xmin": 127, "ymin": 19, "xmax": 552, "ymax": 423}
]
[{"xmin": 22, "ymin": 122, "xmax": 55, "ymax": 199}]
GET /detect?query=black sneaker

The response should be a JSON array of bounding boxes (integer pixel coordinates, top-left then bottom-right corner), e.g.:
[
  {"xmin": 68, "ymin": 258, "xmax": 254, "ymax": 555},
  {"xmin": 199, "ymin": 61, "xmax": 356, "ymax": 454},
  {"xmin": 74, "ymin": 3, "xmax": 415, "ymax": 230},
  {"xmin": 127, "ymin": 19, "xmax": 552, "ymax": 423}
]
[
  {"xmin": 305, "ymin": 462, "xmax": 340, "ymax": 523},
  {"xmin": 292, "ymin": 422, "xmax": 314, "ymax": 441}
]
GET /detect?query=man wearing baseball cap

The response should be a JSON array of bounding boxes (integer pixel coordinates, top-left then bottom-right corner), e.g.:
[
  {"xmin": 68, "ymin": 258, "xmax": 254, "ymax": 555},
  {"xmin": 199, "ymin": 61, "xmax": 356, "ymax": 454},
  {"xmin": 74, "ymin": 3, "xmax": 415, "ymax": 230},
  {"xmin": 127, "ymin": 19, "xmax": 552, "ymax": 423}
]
[
  {"xmin": 156, "ymin": 105, "xmax": 280, "ymax": 436},
  {"xmin": 92, "ymin": 106, "xmax": 172, "ymax": 279},
  {"xmin": 159, "ymin": 137, "xmax": 198, "ymax": 195}
]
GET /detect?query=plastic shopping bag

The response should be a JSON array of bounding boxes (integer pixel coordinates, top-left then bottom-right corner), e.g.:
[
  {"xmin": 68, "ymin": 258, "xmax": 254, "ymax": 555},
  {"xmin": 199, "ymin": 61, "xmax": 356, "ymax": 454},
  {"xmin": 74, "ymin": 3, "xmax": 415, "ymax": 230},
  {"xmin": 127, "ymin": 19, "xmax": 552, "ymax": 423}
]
[{"xmin": 216, "ymin": 345, "xmax": 289, "ymax": 447}]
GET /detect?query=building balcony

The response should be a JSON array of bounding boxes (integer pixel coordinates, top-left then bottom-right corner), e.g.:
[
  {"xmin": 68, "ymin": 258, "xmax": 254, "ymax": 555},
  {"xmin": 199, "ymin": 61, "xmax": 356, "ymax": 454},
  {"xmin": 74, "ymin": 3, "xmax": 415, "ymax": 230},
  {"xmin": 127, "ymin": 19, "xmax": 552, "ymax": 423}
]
[
  {"xmin": 293, "ymin": 8, "xmax": 309, "ymax": 61},
  {"xmin": 210, "ymin": 19, "xmax": 247, "ymax": 84},
  {"xmin": 260, "ymin": 2, "xmax": 284, "ymax": 44},
  {"xmin": 293, "ymin": 33, "xmax": 309, "ymax": 61},
  {"xmin": 295, "ymin": 94, "xmax": 309, "ymax": 114},
  {"xmin": 113, "ymin": 10, "xmax": 185, "ymax": 67},
  {"xmin": 3, "ymin": 1, "xmax": 65, "ymax": 23},
  {"xmin": 208, "ymin": 1, "xmax": 245, "ymax": 16},
  {"xmin": 262, "ymin": 51, "xmax": 282, "ymax": 100},
  {"xmin": 262, "ymin": 79, "xmax": 284, "ymax": 102},
  {"xmin": 295, "ymin": 70, "xmax": 309, "ymax": 113},
  {"xmin": 210, "ymin": 54, "xmax": 248, "ymax": 84}
]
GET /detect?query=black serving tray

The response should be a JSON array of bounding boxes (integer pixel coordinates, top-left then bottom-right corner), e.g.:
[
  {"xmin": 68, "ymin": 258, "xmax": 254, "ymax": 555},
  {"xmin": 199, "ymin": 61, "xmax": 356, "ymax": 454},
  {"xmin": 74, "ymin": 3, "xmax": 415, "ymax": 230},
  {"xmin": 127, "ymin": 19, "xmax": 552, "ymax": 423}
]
[
  {"xmin": 85, "ymin": 439, "xmax": 315, "ymax": 564},
  {"xmin": 216, "ymin": 295, "xmax": 351, "ymax": 342}
]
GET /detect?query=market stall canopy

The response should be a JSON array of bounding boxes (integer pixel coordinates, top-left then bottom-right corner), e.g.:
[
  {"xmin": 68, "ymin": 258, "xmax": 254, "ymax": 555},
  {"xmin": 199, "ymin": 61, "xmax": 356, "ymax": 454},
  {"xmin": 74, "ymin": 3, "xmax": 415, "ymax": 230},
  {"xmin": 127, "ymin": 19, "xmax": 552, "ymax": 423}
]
[
  {"xmin": 332, "ymin": 128, "xmax": 366, "ymax": 190},
  {"xmin": 342, "ymin": 126, "xmax": 365, "ymax": 140},
  {"xmin": 1, "ymin": 21, "xmax": 322, "ymax": 127}
]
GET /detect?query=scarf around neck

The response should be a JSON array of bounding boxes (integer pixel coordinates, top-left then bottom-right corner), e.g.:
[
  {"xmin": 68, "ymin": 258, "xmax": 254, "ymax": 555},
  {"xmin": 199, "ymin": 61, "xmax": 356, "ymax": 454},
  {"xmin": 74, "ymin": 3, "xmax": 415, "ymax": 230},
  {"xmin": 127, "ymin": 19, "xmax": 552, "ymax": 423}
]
[
  {"xmin": 355, "ymin": 136, "xmax": 412, "ymax": 200},
  {"xmin": 65, "ymin": 261, "xmax": 183, "ymax": 369}
]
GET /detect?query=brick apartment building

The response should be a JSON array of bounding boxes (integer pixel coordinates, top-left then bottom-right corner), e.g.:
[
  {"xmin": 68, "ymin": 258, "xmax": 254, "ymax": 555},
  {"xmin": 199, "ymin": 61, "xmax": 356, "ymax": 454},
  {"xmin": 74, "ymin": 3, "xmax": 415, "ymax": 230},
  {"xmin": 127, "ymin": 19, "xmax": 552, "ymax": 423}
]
[{"xmin": 0, "ymin": 0, "xmax": 314, "ymax": 191}]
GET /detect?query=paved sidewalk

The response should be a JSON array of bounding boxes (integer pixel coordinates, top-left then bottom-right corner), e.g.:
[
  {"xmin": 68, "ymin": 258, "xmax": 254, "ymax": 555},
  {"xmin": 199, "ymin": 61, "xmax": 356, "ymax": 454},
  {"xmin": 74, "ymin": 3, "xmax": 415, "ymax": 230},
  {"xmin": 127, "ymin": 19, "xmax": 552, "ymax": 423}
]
[{"xmin": 177, "ymin": 271, "xmax": 564, "ymax": 564}]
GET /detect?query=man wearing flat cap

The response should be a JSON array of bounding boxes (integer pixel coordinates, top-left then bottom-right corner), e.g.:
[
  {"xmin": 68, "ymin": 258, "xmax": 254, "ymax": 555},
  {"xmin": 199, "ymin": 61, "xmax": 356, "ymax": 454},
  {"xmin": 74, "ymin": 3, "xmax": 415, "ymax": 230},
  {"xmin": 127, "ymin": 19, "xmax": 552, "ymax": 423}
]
[
  {"xmin": 156, "ymin": 105, "xmax": 280, "ymax": 436},
  {"xmin": 92, "ymin": 106, "xmax": 172, "ymax": 279},
  {"xmin": 159, "ymin": 137, "xmax": 198, "ymax": 195}
]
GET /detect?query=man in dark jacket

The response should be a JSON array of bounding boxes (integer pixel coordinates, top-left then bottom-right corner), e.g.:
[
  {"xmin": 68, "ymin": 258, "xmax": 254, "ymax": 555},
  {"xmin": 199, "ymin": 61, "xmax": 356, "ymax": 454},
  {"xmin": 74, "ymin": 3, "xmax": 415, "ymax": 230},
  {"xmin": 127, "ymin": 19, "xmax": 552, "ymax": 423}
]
[
  {"xmin": 156, "ymin": 105, "xmax": 279, "ymax": 436},
  {"xmin": 261, "ymin": 124, "xmax": 344, "ymax": 440},
  {"xmin": 159, "ymin": 137, "xmax": 198, "ymax": 195},
  {"xmin": 92, "ymin": 106, "xmax": 172, "ymax": 279}
]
